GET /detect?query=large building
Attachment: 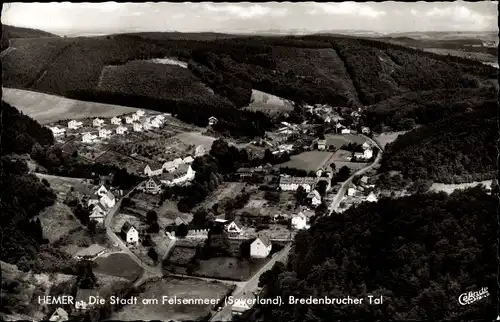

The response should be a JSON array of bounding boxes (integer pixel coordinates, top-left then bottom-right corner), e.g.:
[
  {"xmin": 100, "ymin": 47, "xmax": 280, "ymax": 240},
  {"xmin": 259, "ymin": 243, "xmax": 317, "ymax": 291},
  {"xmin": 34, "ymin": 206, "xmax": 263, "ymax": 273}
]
[{"xmin": 279, "ymin": 176, "xmax": 317, "ymax": 192}]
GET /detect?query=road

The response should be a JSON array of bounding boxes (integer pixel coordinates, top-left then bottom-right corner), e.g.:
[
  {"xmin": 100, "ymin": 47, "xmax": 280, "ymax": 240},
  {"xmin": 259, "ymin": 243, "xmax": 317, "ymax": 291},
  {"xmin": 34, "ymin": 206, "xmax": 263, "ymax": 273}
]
[
  {"xmin": 327, "ymin": 135, "xmax": 384, "ymax": 215},
  {"xmin": 210, "ymin": 244, "xmax": 292, "ymax": 321}
]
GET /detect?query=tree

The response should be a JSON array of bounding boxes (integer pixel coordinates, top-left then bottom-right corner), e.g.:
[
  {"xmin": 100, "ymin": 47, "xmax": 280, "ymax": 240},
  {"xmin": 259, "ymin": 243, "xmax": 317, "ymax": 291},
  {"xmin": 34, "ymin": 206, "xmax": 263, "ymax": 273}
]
[
  {"xmin": 146, "ymin": 210, "xmax": 158, "ymax": 225},
  {"xmin": 41, "ymin": 178, "xmax": 50, "ymax": 187},
  {"xmin": 88, "ymin": 220, "xmax": 97, "ymax": 236},
  {"xmin": 316, "ymin": 181, "xmax": 328, "ymax": 196},
  {"xmin": 76, "ymin": 261, "xmax": 97, "ymax": 289},
  {"xmin": 294, "ymin": 186, "xmax": 308, "ymax": 206},
  {"xmin": 147, "ymin": 248, "xmax": 158, "ymax": 262},
  {"xmin": 175, "ymin": 223, "xmax": 188, "ymax": 237}
]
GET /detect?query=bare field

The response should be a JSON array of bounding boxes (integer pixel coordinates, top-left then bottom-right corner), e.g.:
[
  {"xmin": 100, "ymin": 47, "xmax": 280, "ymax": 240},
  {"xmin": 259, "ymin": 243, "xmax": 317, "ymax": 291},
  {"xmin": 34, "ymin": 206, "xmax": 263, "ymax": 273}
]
[
  {"xmin": 429, "ymin": 180, "xmax": 492, "ymax": 194},
  {"xmin": 278, "ymin": 151, "xmax": 335, "ymax": 172},
  {"xmin": 112, "ymin": 277, "xmax": 230, "ymax": 321},
  {"xmin": 374, "ymin": 131, "xmax": 407, "ymax": 148},
  {"xmin": 2, "ymin": 87, "xmax": 139, "ymax": 124}
]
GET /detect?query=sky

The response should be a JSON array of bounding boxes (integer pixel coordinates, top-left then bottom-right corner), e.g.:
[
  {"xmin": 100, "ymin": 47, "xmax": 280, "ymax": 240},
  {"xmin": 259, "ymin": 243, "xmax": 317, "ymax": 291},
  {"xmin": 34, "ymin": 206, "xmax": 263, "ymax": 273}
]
[{"xmin": 2, "ymin": 2, "xmax": 498, "ymax": 36}]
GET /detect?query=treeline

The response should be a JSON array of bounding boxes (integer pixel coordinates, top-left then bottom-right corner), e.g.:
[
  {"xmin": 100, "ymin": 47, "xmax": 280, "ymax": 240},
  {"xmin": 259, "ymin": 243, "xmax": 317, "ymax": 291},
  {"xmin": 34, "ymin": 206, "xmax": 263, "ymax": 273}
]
[
  {"xmin": 379, "ymin": 101, "xmax": 497, "ymax": 183},
  {"xmin": 363, "ymin": 86, "xmax": 498, "ymax": 131},
  {"xmin": 250, "ymin": 186, "xmax": 495, "ymax": 321}
]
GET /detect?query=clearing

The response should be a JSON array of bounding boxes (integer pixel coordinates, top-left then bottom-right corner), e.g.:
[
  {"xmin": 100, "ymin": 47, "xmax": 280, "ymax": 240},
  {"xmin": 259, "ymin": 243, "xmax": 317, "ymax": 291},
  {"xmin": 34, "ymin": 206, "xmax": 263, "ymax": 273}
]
[
  {"xmin": 2, "ymin": 87, "xmax": 139, "ymax": 124},
  {"xmin": 374, "ymin": 131, "xmax": 407, "ymax": 149},
  {"xmin": 278, "ymin": 151, "xmax": 335, "ymax": 172},
  {"xmin": 34, "ymin": 173, "xmax": 95, "ymax": 200},
  {"xmin": 173, "ymin": 131, "xmax": 217, "ymax": 152},
  {"xmin": 194, "ymin": 257, "xmax": 269, "ymax": 281},
  {"xmin": 111, "ymin": 277, "xmax": 231, "ymax": 321},
  {"xmin": 324, "ymin": 134, "xmax": 367, "ymax": 149},
  {"xmin": 243, "ymin": 89, "xmax": 294, "ymax": 117},
  {"xmin": 94, "ymin": 253, "xmax": 144, "ymax": 282},
  {"xmin": 37, "ymin": 202, "xmax": 81, "ymax": 243},
  {"xmin": 428, "ymin": 180, "xmax": 492, "ymax": 194}
]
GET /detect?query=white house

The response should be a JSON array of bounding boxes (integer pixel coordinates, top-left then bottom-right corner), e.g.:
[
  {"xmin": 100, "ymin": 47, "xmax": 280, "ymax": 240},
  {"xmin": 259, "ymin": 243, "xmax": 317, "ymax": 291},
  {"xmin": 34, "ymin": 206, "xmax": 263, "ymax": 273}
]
[
  {"xmin": 125, "ymin": 116, "xmax": 134, "ymax": 124},
  {"xmin": 226, "ymin": 220, "xmax": 243, "ymax": 234},
  {"xmin": 354, "ymin": 152, "xmax": 364, "ymax": 159},
  {"xmin": 93, "ymin": 118, "xmax": 104, "ymax": 127},
  {"xmin": 116, "ymin": 126, "xmax": 127, "ymax": 134},
  {"xmin": 162, "ymin": 160, "xmax": 178, "ymax": 173},
  {"xmin": 100, "ymin": 191, "xmax": 116, "ymax": 209},
  {"xmin": 347, "ymin": 187, "xmax": 356, "ymax": 196},
  {"xmin": 360, "ymin": 176, "xmax": 369, "ymax": 186},
  {"xmin": 231, "ymin": 292, "xmax": 255, "ymax": 316},
  {"xmin": 362, "ymin": 127, "xmax": 370, "ymax": 134},
  {"xmin": 49, "ymin": 307, "xmax": 69, "ymax": 322},
  {"xmin": 68, "ymin": 120, "xmax": 83, "ymax": 129},
  {"xmin": 133, "ymin": 123, "xmax": 143, "ymax": 132},
  {"xmin": 151, "ymin": 117, "xmax": 162, "ymax": 127},
  {"xmin": 279, "ymin": 176, "xmax": 317, "ymax": 192},
  {"xmin": 95, "ymin": 185, "xmax": 108, "ymax": 196},
  {"xmin": 110, "ymin": 116, "xmax": 121, "ymax": 125},
  {"xmin": 73, "ymin": 244, "xmax": 106, "ymax": 261},
  {"xmin": 362, "ymin": 142, "xmax": 371, "ymax": 150},
  {"xmin": 89, "ymin": 203, "xmax": 107, "ymax": 225},
  {"xmin": 306, "ymin": 190, "xmax": 322, "ymax": 206},
  {"xmin": 98, "ymin": 128, "xmax": 112, "ymax": 138},
  {"xmin": 81, "ymin": 132, "xmax": 96, "ymax": 143},
  {"xmin": 208, "ymin": 116, "xmax": 218, "ymax": 126},
  {"xmin": 161, "ymin": 164, "xmax": 195, "ymax": 186},
  {"xmin": 341, "ymin": 128, "xmax": 351, "ymax": 135},
  {"xmin": 366, "ymin": 192, "xmax": 378, "ymax": 202},
  {"xmin": 291, "ymin": 213, "xmax": 309, "ymax": 230},
  {"xmin": 317, "ymin": 139, "xmax": 326, "ymax": 150},
  {"xmin": 145, "ymin": 178, "xmax": 162, "ymax": 194},
  {"xmin": 173, "ymin": 158, "xmax": 184, "ymax": 167},
  {"xmin": 363, "ymin": 149, "xmax": 373, "ymax": 159},
  {"xmin": 144, "ymin": 163, "xmax": 164, "ymax": 177},
  {"xmin": 250, "ymin": 235, "xmax": 272, "ymax": 258},
  {"xmin": 183, "ymin": 156, "xmax": 194, "ymax": 164},
  {"xmin": 50, "ymin": 127, "xmax": 66, "ymax": 137},
  {"xmin": 121, "ymin": 222, "xmax": 139, "ymax": 245}
]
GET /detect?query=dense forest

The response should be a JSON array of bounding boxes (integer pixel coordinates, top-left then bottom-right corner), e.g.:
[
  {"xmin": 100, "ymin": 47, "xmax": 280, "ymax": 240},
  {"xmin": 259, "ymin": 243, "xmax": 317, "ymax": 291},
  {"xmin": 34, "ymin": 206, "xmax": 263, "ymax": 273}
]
[
  {"xmin": 248, "ymin": 186, "xmax": 495, "ymax": 321},
  {"xmin": 379, "ymin": 101, "xmax": 497, "ymax": 183}
]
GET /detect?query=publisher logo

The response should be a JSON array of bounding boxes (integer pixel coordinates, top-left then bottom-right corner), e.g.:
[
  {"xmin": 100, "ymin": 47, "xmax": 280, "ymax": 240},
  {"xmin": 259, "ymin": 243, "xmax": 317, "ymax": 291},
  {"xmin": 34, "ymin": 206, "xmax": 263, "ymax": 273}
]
[{"xmin": 458, "ymin": 287, "xmax": 490, "ymax": 305}]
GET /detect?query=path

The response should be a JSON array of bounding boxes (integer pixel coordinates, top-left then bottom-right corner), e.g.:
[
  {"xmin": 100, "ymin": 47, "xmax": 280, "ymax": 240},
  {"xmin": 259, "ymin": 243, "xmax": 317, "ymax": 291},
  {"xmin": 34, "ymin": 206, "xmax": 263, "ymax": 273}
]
[
  {"xmin": 210, "ymin": 244, "xmax": 292, "ymax": 321},
  {"xmin": 327, "ymin": 135, "xmax": 384, "ymax": 215}
]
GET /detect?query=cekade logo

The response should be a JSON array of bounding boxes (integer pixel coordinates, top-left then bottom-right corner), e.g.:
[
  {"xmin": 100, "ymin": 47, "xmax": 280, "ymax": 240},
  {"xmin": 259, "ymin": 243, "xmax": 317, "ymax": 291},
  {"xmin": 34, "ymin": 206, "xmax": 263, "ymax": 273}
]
[{"xmin": 458, "ymin": 287, "xmax": 490, "ymax": 305}]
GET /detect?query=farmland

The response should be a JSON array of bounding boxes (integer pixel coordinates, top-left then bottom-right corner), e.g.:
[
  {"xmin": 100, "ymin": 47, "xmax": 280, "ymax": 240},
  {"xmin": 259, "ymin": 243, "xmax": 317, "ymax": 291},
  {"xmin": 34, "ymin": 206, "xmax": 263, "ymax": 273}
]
[
  {"xmin": 277, "ymin": 151, "xmax": 335, "ymax": 172},
  {"xmin": 94, "ymin": 253, "xmax": 144, "ymax": 282},
  {"xmin": 2, "ymin": 87, "xmax": 139, "ymax": 124},
  {"xmin": 243, "ymin": 89, "xmax": 294, "ymax": 117},
  {"xmin": 97, "ymin": 60, "xmax": 224, "ymax": 103},
  {"xmin": 111, "ymin": 277, "xmax": 231, "ymax": 321}
]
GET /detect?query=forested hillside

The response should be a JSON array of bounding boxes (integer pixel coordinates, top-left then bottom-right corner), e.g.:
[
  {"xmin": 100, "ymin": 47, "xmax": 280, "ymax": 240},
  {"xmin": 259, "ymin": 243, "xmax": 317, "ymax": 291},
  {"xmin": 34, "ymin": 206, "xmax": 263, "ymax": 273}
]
[
  {"xmin": 379, "ymin": 101, "xmax": 497, "ymax": 183},
  {"xmin": 249, "ymin": 186, "xmax": 495, "ymax": 321},
  {"xmin": 1, "ymin": 24, "xmax": 59, "ymax": 50}
]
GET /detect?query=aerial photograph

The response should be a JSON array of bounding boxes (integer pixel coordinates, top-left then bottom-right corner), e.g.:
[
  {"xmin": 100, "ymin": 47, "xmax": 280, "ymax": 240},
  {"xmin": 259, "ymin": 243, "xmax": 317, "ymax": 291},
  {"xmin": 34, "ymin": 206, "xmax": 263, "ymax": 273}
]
[{"xmin": 0, "ymin": 1, "xmax": 497, "ymax": 321}]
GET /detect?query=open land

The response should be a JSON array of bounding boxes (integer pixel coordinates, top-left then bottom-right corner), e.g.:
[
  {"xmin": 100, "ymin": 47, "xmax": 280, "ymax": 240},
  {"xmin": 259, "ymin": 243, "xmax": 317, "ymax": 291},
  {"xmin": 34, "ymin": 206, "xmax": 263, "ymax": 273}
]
[
  {"xmin": 278, "ymin": 151, "xmax": 335, "ymax": 172},
  {"xmin": 374, "ymin": 131, "xmax": 408, "ymax": 148},
  {"xmin": 94, "ymin": 253, "xmax": 144, "ymax": 282},
  {"xmin": 243, "ymin": 89, "xmax": 294, "ymax": 117},
  {"xmin": 428, "ymin": 180, "xmax": 492, "ymax": 194}
]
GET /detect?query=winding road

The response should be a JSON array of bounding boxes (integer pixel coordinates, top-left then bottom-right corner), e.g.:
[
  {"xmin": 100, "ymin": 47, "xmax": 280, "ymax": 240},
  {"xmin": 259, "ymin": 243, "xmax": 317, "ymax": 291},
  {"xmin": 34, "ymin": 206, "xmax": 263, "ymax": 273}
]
[{"xmin": 327, "ymin": 134, "xmax": 384, "ymax": 215}]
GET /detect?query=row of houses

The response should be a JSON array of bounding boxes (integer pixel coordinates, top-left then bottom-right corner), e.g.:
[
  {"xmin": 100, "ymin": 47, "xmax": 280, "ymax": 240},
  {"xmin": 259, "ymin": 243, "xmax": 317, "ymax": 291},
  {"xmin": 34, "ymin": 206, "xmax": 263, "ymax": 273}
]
[
  {"xmin": 144, "ymin": 156, "xmax": 194, "ymax": 177},
  {"xmin": 86, "ymin": 185, "xmax": 117, "ymax": 226}
]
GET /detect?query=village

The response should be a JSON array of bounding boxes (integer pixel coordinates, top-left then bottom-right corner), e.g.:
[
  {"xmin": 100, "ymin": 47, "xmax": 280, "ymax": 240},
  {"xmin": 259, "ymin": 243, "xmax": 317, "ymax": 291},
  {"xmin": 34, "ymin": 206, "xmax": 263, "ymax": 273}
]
[{"xmin": 37, "ymin": 100, "xmax": 384, "ymax": 322}]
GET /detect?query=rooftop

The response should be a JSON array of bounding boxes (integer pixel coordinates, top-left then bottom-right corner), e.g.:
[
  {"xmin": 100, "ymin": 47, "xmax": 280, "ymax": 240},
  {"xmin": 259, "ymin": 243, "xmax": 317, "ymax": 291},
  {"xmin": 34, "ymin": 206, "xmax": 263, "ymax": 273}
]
[{"xmin": 74, "ymin": 244, "xmax": 106, "ymax": 258}]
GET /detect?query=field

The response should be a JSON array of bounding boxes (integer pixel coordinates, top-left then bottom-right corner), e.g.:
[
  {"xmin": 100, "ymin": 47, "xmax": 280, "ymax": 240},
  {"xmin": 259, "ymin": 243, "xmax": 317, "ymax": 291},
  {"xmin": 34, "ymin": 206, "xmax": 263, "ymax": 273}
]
[
  {"xmin": 278, "ymin": 151, "xmax": 335, "ymax": 172},
  {"xmin": 243, "ymin": 89, "xmax": 294, "ymax": 117},
  {"xmin": 97, "ymin": 60, "xmax": 222, "ymax": 102},
  {"xmin": 37, "ymin": 202, "xmax": 81, "ymax": 243},
  {"xmin": 324, "ymin": 134, "xmax": 367, "ymax": 149},
  {"xmin": 34, "ymin": 173, "xmax": 95, "ymax": 199},
  {"xmin": 111, "ymin": 277, "xmax": 231, "ymax": 321},
  {"xmin": 2, "ymin": 87, "xmax": 139, "ymax": 124},
  {"xmin": 237, "ymin": 190, "xmax": 297, "ymax": 217},
  {"xmin": 374, "ymin": 131, "xmax": 408, "ymax": 148},
  {"xmin": 94, "ymin": 253, "xmax": 144, "ymax": 281},
  {"xmin": 428, "ymin": 180, "xmax": 492, "ymax": 194},
  {"xmin": 194, "ymin": 257, "xmax": 269, "ymax": 281},
  {"xmin": 173, "ymin": 131, "xmax": 217, "ymax": 152},
  {"xmin": 197, "ymin": 182, "xmax": 247, "ymax": 210}
]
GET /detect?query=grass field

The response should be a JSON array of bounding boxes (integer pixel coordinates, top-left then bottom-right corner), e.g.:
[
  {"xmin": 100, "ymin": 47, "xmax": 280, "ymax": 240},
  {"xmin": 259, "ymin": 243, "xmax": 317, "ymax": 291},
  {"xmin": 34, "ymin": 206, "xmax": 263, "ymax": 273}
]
[
  {"xmin": 428, "ymin": 180, "xmax": 492, "ymax": 194},
  {"xmin": 94, "ymin": 253, "xmax": 144, "ymax": 281},
  {"xmin": 374, "ymin": 131, "xmax": 408, "ymax": 148},
  {"xmin": 194, "ymin": 257, "xmax": 269, "ymax": 281},
  {"xmin": 324, "ymin": 134, "xmax": 367, "ymax": 148},
  {"xmin": 173, "ymin": 131, "xmax": 217, "ymax": 152},
  {"xmin": 278, "ymin": 151, "xmax": 335, "ymax": 172},
  {"xmin": 2, "ymin": 87, "xmax": 139, "ymax": 124},
  {"xmin": 97, "ymin": 60, "xmax": 220, "ymax": 102},
  {"xmin": 112, "ymin": 277, "xmax": 230, "ymax": 321},
  {"xmin": 243, "ymin": 89, "xmax": 294, "ymax": 117}
]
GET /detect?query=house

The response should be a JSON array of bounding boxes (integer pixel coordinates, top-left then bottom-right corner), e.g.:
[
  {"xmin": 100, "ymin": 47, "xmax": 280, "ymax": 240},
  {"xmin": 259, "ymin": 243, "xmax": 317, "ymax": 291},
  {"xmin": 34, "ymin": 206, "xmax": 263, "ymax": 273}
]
[
  {"xmin": 121, "ymin": 222, "xmax": 139, "ymax": 245},
  {"xmin": 347, "ymin": 186, "xmax": 356, "ymax": 196},
  {"xmin": 208, "ymin": 116, "xmax": 218, "ymax": 126},
  {"xmin": 174, "ymin": 216, "xmax": 189, "ymax": 226},
  {"xmin": 87, "ymin": 193, "xmax": 100, "ymax": 207},
  {"xmin": 250, "ymin": 234, "xmax": 272, "ymax": 258},
  {"xmin": 162, "ymin": 160, "xmax": 178, "ymax": 173},
  {"xmin": 116, "ymin": 125, "xmax": 127, "ymax": 134},
  {"xmin": 93, "ymin": 118, "xmax": 104, "ymax": 127},
  {"xmin": 161, "ymin": 164, "xmax": 195, "ymax": 186},
  {"xmin": 354, "ymin": 152, "xmax": 364, "ymax": 159},
  {"xmin": 99, "ymin": 191, "xmax": 116, "ymax": 209},
  {"xmin": 143, "ymin": 122, "xmax": 152, "ymax": 131},
  {"xmin": 133, "ymin": 123, "xmax": 143, "ymax": 132},
  {"xmin": 49, "ymin": 307, "xmax": 69, "ymax": 322},
  {"xmin": 144, "ymin": 163, "xmax": 164, "ymax": 176},
  {"xmin": 95, "ymin": 185, "xmax": 108, "ymax": 196},
  {"xmin": 306, "ymin": 190, "xmax": 322, "ymax": 206},
  {"xmin": 362, "ymin": 127, "xmax": 370, "ymax": 134},
  {"xmin": 317, "ymin": 139, "xmax": 327, "ymax": 150},
  {"xmin": 237, "ymin": 167, "xmax": 254, "ymax": 178},
  {"xmin": 173, "ymin": 158, "xmax": 184, "ymax": 167},
  {"xmin": 226, "ymin": 220, "xmax": 243, "ymax": 234},
  {"xmin": 291, "ymin": 213, "xmax": 309, "ymax": 230},
  {"xmin": 364, "ymin": 149, "xmax": 373, "ymax": 159},
  {"xmin": 341, "ymin": 128, "xmax": 351, "ymax": 134},
  {"xmin": 110, "ymin": 116, "xmax": 121, "ymax": 125},
  {"xmin": 98, "ymin": 129, "xmax": 112, "ymax": 138},
  {"xmin": 73, "ymin": 244, "xmax": 106, "ymax": 261},
  {"xmin": 132, "ymin": 113, "xmax": 140, "ymax": 121},
  {"xmin": 50, "ymin": 126, "xmax": 66, "ymax": 137},
  {"xmin": 231, "ymin": 292, "xmax": 256, "ymax": 316},
  {"xmin": 183, "ymin": 156, "xmax": 194, "ymax": 164},
  {"xmin": 145, "ymin": 178, "xmax": 162, "ymax": 195},
  {"xmin": 125, "ymin": 116, "xmax": 134, "ymax": 124},
  {"xmin": 136, "ymin": 110, "xmax": 145, "ymax": 117},
  {"xmin": 279, "ymin": 176, "xmax": 317, "ymax": 192},
  {"xmin": 366, "ymin": 192, "xmax": 378, "ymax": 202},
  {"xmin": 68, "ymin": 120, "xmax": 83, "ymax": 129},
  {"xmin": 360, "ymin": 176, "xmax": 369, "ymax": 186},
  {"xmin": 89, "ymin": 203, "xmax": 107, "ymax": 225},
  {"xmin": 362, "ymin": 141, "xmax": 371, "ymax": 150},
  {"xmin": 82, "ymin": 132, "xmax": 96, "ymax": 143},
  {"xmin": 75, "ymin": 289, "xmax": 99, "ymax": 310}
]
